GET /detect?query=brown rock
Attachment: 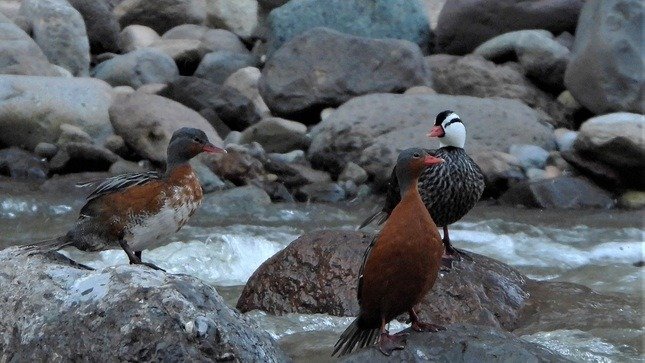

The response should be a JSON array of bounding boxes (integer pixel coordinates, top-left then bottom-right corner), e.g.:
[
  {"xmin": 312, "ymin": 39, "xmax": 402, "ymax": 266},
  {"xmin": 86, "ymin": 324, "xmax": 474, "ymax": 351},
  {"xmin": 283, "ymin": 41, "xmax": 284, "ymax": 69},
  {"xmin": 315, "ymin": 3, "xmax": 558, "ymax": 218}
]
[{"xmin": 208, "ymin": 149, "xmax": 265, "ymax": 185}]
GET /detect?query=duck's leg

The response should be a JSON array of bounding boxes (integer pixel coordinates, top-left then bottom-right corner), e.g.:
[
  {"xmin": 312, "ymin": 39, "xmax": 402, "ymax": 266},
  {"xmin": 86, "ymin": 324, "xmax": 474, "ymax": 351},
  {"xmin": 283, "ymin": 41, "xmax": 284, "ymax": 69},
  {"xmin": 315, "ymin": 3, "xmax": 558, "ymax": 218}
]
[
  {"xmin": 409, "ymin": 307, "xmax": 445, "ymax": 332},
  {"xmin": 377, "ymin": 319, "xmax": 408, "ymax": 356},
  {"xmin": 119, "ymin": 239, "xmax": 165, "ymax": 271},
  {"xmin": 441, "ymin": 226, "xmax": 473, "ymax": 268}
]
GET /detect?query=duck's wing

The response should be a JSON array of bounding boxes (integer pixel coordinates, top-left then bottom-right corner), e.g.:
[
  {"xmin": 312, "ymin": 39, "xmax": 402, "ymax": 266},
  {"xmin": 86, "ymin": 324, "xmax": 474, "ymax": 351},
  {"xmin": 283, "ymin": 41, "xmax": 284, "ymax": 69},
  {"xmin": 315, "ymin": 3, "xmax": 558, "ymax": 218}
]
[
  {"xmin": 357, "ymin": 232, "xmax": 379, "ymax": 303},
  {"xmin": 81, "ymin": 171, "xmax": 162, "ymax": 202}
]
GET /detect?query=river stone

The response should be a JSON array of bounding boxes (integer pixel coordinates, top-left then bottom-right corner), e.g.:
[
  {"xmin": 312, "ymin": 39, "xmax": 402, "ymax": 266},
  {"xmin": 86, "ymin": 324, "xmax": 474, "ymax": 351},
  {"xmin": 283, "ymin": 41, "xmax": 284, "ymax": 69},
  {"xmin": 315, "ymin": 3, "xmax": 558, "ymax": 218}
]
[
  {"xmin": 109, "ymin": 92, "xmax": 222, "ymax": 163},
  {"xmin": 162, "ymin": 25, "xmax": 250, "ymax": 55},
  {"xmin": 240, "ymin": 117, "xmax": 309, "ymax": 153},
  {"xmin": 92, "ymin": 48, "xmax": 179, "ymax": 88},
  {"xmin": 237, "ymin": 230, "xmax": 530, "ymax": 330},
  {"xmin": 205, "ymin": 0, "xmax": 259, "ymax": 40},
  {"xmin": 435, "ymin": 0, "xmax": 584, "ymax": 55},
  {"xmin": 266, "ymin": 0, "xmax": 431, "ymax": 55},
  {"xmin": 207, "ymin": 149, "xmax": 266, "ymax": 185},
  {"xmin": 618, "ymin": 190, "xmax": 645, "ymax": 209},
  {"xmin": 308, "ymin": 93, "xmax": 555, "ymax": 187},
  {"xmin": 260, "ymin": 27, "xmax": 431, "ymax": 118},
  {"xmin": 0, "ymin": 12, "xmax": 63, "ymax": 76},
  {"xmin": 470, "ymin": 150, "xmax": 525, "ymax": 198},
  {"xmin": 148, "ymin": 38, "xmax": 209, "ymax": 75},
  {"xmin": 0, "ymin": 147, "xmax": 48, "ymax": 179},
  {"xmin": 264, "ymin": 162, "xmax": 331, "ymax": 188},
  {"xmin": 224, "ymin": 67, "xmax": 271, "ymax": 117},
  {"xmin": 340, "ymin": 324, "xmax": 571, "ymax": 363},
  {"xmin": 118, "ymin": 24, "xmax": 160, "ymax": 52},
  {"xmin": 339, "ymin": 162, "xmax": 368, "ymax": 184},
  {"xmin": 426, "ymin": 54, "xmax": 569, "ymax": 127},
  {"xmin": 68, "ymin": 0, "xmax": 120, "ymax": 54},
  {"xmin": 159, "ymin": 76, "xmax": 261, "ymax": 131},
  {"xmin": 17, "ymin": 0, "xmax": 90, "ymax": 76},
  {"xmin": 509, "ymin": 144, "xmax": 550, "ymax": 170},
  {"xmin": 554, "ymin": 128, "xmax": 577, "ymax": 152},
  {"xmin": 0, "ymin": 75, "xmax": 114, "ymax": 150},
  {"xmin": 194, "ymin": 51, "xmax": 258, "ymax": 84},
  {"xmin": 114, "ymin": 0, "xmax": 207, "ymax": 35},
  {"xmin": 49, "ymin": 142, "xmax": 120, "ymax": 173},
  {"xmin": 564, "ymin": 0, "xmax": 644, "ymax": 114},
  {"xmin": 499, "ymin": 176, "xmax": 615, "ymax": 209},
  {"xmin": 0, "ymin": 247, "xmax": 287, "ymax": 362}
]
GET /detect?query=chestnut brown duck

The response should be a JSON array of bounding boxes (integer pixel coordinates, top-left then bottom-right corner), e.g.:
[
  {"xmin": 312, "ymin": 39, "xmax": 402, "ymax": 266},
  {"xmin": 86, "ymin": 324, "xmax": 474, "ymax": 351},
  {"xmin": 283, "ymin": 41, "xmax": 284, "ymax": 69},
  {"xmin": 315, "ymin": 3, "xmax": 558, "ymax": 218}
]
[
  {"xmin": 333, "ymin": 148, "xmax": 446, "ymax": 357},
  {"xmin": 360, "ymin": 110, "xmax": 485, "ymax": 267}
]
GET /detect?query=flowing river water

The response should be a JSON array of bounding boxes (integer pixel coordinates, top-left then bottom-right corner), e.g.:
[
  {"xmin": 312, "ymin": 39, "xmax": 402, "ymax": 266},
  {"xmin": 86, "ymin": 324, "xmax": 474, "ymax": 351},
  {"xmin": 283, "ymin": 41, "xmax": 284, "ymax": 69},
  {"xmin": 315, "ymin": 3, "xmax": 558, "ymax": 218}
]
[{"xmin": 1, "ymin": 179, "xmax": 643, "ymax": 362}]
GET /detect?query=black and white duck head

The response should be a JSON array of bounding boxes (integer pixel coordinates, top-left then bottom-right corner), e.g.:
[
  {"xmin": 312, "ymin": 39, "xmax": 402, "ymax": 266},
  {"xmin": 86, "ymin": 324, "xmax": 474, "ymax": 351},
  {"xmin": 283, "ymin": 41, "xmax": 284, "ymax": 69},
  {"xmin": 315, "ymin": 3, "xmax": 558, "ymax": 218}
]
[{"xmin": 428, "ymin": 110, "xmax": 466, "ymax": 149}]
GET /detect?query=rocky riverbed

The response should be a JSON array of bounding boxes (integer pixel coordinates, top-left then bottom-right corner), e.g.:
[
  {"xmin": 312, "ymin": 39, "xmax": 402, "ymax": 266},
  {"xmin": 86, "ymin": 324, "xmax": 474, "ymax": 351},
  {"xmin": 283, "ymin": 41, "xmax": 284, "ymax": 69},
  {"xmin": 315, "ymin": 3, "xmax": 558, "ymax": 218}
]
[{"xmin": 0, "ymin": 0, "xmax": 643, "ymax": 361}]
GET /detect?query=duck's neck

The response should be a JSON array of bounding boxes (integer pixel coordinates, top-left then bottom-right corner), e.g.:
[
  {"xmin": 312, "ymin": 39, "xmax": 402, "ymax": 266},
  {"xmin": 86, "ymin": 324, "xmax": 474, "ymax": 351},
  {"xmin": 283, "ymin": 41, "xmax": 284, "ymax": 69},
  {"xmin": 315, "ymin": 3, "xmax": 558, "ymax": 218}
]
[
  {"xmin": 165, "ymin": 160, "xmax": 192, "ymax": 179},
  {"xmin": 397, "ymin": 169, "xmax": 420, "ymax": 200},
  {"xmin": 439, "ymin": 123, "xmax": 466, "ymax": 148}
]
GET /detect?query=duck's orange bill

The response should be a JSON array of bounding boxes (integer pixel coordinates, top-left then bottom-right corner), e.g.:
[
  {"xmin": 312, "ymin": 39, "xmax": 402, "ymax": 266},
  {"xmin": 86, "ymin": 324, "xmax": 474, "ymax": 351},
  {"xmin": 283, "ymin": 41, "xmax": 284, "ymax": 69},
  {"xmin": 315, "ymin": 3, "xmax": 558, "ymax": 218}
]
[
  {"xmin": 428, "ymin": 125, "xmax": 444, "ymax": 138},
  {"xmin": 202, "ymin": 143, "xmax": 227, "ymax": 154},
  {"xmin": 424, "ymin": 155, "xmax": 444, "ymax": 166}
]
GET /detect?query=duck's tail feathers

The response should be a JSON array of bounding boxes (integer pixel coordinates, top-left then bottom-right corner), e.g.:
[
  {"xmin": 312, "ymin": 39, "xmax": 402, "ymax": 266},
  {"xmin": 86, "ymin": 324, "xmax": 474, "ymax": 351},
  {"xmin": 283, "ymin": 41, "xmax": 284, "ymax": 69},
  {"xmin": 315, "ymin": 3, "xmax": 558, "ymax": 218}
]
[
  {"xmin": 21, "ymin": 236, "xmax": 72, "ymax": 254},
  {"xmin": 332, "ymin": 318, "xmax": 380, "ymax": 357},
  {"xmin": 357, "ymin": 211, "xmax": 389, "ymax": 230}
]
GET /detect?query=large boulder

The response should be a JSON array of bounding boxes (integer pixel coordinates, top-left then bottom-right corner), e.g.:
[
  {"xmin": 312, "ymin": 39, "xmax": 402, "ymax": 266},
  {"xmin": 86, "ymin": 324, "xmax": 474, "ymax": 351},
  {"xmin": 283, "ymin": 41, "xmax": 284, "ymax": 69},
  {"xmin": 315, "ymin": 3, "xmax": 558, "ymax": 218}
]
[
  {"xmin": 435, "ymin": 0, "xmax": 584, "ymax": 55},
  {"xmin": 0, "ymin": 13, "xmax": 63, "ymax": 76},
  {"xmin": 92, "ymin": 48, "xmax": 179, "ymax": 88},
  {"xmin": 341, "ymin": 324, "xmax": 571, "ymax": 363},
  {"xmin": 564, "ymin": 0, "xmax": 644, "ymax": 114},
  {"xmin": 237, "ymin": 230, "xmax": 530, "ymax": 330},
  {"xmin": 474, "ymin": 30, "xmax": 571, "ymax": 92},
  {"xmin": 0, "ymin": 75, "xmax": 114, "ymax": 150},
  {"xmin": 427, "ymin": 54, "xmax": 569, "ymax": 127},
  {"xmin": 0, "ymin": 247, "xmax": 288, "ymax": 361},
  {"xmin": 260, "ymin": 28, "xmax": 431, "ymax": 119},
  {"xmin": 566, "ymin": 112, "xmax": 645, "ymax": 190},
  {"xmin": 266, "ymin": 0, "xmax": 431, "ymax": 54},
  {"xmin": 159, "ymin": 76, "xmax": 262, "ymax": 131},
  {"xmin": 68, "ymin": 0, "xmax": 120, "ymax": 54},
  {"xmin": 114, "ymin": 0, "xmax": 207, "ymax": 35},
  {"xmin": 109, "ymin": 91, "xmax": 222, "ymax": 163},
  {"xmin": 17, "ymin": 0, "xmax": 90, "ymax": 76},
  {"xmin": 308, "ymin": 93, "xmax": 555, "ymax": 187},
  {"xmin": 205, "ymin": 0, "xmax": 259, "ymax": 40}
]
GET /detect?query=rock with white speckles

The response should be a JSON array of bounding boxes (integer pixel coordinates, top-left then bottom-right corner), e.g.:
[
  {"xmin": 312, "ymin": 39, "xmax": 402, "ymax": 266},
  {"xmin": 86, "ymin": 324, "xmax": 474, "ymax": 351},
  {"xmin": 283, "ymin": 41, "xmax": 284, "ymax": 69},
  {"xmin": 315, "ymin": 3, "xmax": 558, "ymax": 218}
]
[{"xmin": 0, "ymin": 247, "xmax": 288, "ymax": 362}]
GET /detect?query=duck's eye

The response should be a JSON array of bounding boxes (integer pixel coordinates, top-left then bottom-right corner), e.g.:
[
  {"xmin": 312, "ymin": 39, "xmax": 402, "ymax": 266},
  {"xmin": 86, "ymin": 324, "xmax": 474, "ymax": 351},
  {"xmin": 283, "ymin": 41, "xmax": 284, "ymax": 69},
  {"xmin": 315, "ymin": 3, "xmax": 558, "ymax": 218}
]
[
  {"xmin": 193, "ymin": 137, "xmax": 200, "ymax": 142},
  {"xmin": 413, "ymin": 153, "xmax": 420, "ymax": 158}
]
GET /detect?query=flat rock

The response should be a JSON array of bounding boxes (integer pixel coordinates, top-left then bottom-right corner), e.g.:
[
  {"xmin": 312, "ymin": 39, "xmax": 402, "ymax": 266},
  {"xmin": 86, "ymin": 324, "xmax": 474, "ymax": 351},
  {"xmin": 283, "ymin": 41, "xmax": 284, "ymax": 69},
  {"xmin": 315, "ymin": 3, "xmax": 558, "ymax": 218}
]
[
  {"xmin": 499, "ymin": 176, "xmax": 615, "ymax": 209},
  {"xmin": 109, "ymin": 92, "xmax": 222, "ymax": 163},
  {"xmin": 260, "ymin": 27, "xmax": 431, "ymax": 118},
  {"xmin": 266, "ymin": 0, "xmax": 431, "ymax": 55},
  {"xmin": 0, "ymin": 247, "xmax": 287, "ymax": 361},
  {"xmin": 92, "ymin": 48, "xmax": 179, "ymax": 88},
  {"xmin": 114, "ymin": 0, "xmax": 206, "ymax": 35},
  {"xmin": 0, "ymin": 75, "xmax": 114, "ymax": 150},
  {"xmin": 308, "ymin": 93, "xmax": 555, "ymax": 187},
  {"xmin": 17, "ymin": 0, "xmax": 90, "ymax": 76},
  {"xmin": 564, "ymin": 0, "xmax": 644, "ymax": 114},
  {"xmin": 435, "ymin": 0, "xmax": 584, "ymax": 55}
]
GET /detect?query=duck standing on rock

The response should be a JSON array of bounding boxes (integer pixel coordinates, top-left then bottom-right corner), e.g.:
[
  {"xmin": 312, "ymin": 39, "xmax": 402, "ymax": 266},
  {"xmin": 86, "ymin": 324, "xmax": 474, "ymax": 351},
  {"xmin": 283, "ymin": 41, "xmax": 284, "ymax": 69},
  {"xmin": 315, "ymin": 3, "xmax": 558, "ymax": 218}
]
[
  {"xmin": 360, "ymin": 110, "xmax": 485, "ymax": 267},
  {"xmin": 24, "ymin": 127, "xmax": 226, "ymax": 270},
  {"xmin": 333, "ymin": 148, "xmax": 446, "ymax": 357}
]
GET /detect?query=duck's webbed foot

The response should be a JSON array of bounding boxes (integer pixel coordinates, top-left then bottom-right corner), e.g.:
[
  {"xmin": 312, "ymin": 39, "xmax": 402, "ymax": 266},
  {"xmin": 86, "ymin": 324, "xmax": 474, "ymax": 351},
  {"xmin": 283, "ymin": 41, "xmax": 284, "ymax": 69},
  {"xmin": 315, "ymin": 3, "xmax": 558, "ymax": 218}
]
[
  {"xmin": 378, "ymin": 331, "xmax": 408, "ymax": 356},
  {"xmin": 409, "ymin": 308, "xmax": 445, "ymax": 333},
  {"xmin": 119, "ymin": 240, "xmax": 165, "ymax": 272}
]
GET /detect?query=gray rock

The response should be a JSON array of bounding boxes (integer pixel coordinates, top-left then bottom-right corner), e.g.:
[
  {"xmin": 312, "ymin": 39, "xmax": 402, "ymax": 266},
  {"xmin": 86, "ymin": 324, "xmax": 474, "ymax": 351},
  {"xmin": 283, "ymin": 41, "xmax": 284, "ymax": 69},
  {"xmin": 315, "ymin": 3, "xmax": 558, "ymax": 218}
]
[
  {"xmin": 159, "ymin": 76, "xmax": 261, "ymax": 131},
  {"xmin": 474, "ymin": 30, "xmax": 571, "ymax": 91},
  {"xmin": 509, "ymin": 144, "xmax": 550, "ymax": 170},
  {"xmin": 68, "ymin": 0, "xmax": 120, "ymax": 54},
  {"xmin": 162, "ymin": 25, "xmax": 250, "ymax": 55},
  {"xmin": 0, "ymin": 247, "xmax": 287, "ymax": 361},
  {"xmin": 223, "ymin": 131, "xmax": 243, "ymax": 146},
  {"xmin": 108, "ymin": 159, "xmax": 151, "ymax": 175},
  {"xmin": 224, "ymin": 67, "xmax": 271, "ymax": 117},
  {"xmin": 265, "ymin": 162, "xmax": 331, "ymax": 188},
  {"xmin": 109, "ymin": 92, "xmax": 222, "ymax": 163},
  {"xmin": 148, "ymin": 38, "xmax": 209, "ymax": 75},
  {"xmin": 0, "ymin": 75, "xmax": 114, "ymax": 150},
  {"xmin": 564, "ymin": 0, "xmax": 644, "ymax": 114},
  {"xmin": 0, "ymin": 147, "xmax": 48, "ymax": 179},
  {"xmin": 118, "ymin": 24, "xmax": 160, "ymax": 52},
  {"xmin": 266, "ymin": 150, "xmax": 306, "ymax": 164},
  {"xmin": 206, "ymin": 146, "xmax": 266, "ymax": 185},
  {"xmin": 308, "ymin": 93, "xmax": 555, "ymax": 187},
  {"xmin": 297, "ymin": 182, "xmax": 346, "ymax": 202},
  {"xmin": 266, "ymin": 0, "xmax": 431, "ymax": 54},
  {"xmin": 34, "ymin": 142, "xmax": 58, "ymax": 159},
  {"xmin": 618, "ymin": 190, "xmax": 645, "ymax": 210},
  {"xmin": 200, "ymin": 185, "xmax": 272, "ymax": 216},
  {"xmin": 426, "ymin": 54, "xmax": 569, "ymax": 127},
  {"xmin": 240, "ymin": 117, "xmax": 309, "ymax": 153},
  {"xmin": 435, "ymin": 0, "xmax": 584, "ymax": 55},
  {"xmin": 57, "ymin": 123, "xmax": 93, "ymax": 145},
  {"xmin": 205, "ymin": 0, "xmax": 259, "ymax": 40},
  {"xmin": 194, "ymin": 51, "xmax": 258, "ymax": 84},
  {"xmin": 190, "ymin": 158, "xmax": 227, "ymax": 193},
  {"xmin": 554, "ymin": 128, "xmax": 577, "ymax": 152},
  {"xmin": 260, "ymin": 27, "xmax": 431, "ymax": 118},
  {"xmin": 470, "ymin": 150, "xmax": 525, "ymax": 198},
  {"xmin": 0, "ymin": 0, "xmax": 21, "ymax": 20},
  {"xmin": 49, "ymin": 142, "xmax": 120, "ymax": 173},
  {"xmin": 0, "ymin": 12, "xmax": 62, "ymax": 76},
  {"xmin": 526, "ymin": 167, "xmax": 547, "ymax": 181},
  {"xmin": 500, "ymin": 176, "xmax": 615, "ymax": 209},
  {"xmin": 114, "ymin": 0, "xmax": 207, "ymax": 34},
  {"xmin": 341, "ymin": 324, "xmax": 571, "ymax": 363},
  {"xmin": 338, "ymin": 162, "xmax": 368, "ymax": 184},
  {"xmin": 92, "ymin": 48, "xmax": 179, "ymax": 88},
  {"xmin": 18, "ymin": 0, "xmax": 90, "ymax": 76}
]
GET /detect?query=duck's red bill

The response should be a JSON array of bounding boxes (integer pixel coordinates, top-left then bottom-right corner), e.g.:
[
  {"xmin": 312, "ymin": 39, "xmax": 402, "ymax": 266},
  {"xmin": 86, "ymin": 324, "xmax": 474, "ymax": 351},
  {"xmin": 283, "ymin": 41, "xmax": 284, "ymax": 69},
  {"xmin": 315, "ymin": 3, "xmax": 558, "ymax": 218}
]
[
  {"xmin": 428, "ymin": 125, "xmax": 445, "ymax": 138},
  {"xmin": 202, "ymin": 143, "xmax": 227, "ymax": 154},
  {"xmin": 424, "ymin": 155, "xmax": 444, "ymax": 166}
]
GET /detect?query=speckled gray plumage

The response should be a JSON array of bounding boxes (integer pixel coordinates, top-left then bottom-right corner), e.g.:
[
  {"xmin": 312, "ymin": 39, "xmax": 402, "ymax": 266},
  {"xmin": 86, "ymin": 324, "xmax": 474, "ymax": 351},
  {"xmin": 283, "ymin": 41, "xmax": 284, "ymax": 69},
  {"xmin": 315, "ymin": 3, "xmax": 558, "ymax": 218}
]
[{"xmin": 382, "ymin": 146, "xmax": 485, "ymax": 227}]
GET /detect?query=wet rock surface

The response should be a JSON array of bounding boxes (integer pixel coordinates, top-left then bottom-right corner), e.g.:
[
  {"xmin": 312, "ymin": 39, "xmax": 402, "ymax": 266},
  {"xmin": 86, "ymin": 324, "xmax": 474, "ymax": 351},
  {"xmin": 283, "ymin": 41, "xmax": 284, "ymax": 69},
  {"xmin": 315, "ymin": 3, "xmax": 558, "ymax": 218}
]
[
  {"xmin": 0, "ymin": 247, "xmax": 288, "ymax": 362},
  {"xmin": 499, "ymin": 176, "xmax": 615, "ymax": 209}
]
